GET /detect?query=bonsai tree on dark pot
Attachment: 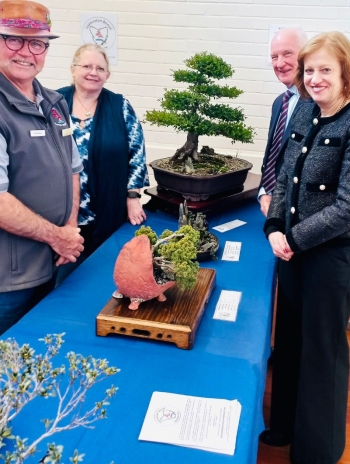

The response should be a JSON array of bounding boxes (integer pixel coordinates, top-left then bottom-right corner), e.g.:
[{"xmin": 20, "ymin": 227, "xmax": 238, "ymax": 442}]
[{"xmin": 145, "ymin": 52, "xmax": 255, "ymax": 200}]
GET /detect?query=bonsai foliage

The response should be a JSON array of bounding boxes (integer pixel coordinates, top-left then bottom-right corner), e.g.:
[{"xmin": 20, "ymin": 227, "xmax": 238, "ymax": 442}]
[
  {"xmin": 135, "ymin": 225, "xmax": 200, "ymax": 290},
  {"xmin": 0, "ymin": 333, "xmax": 119, "ymax": 463},
  {"xmin": 145, "ymin": 51, "xmax": 255, "ymax": 166}
]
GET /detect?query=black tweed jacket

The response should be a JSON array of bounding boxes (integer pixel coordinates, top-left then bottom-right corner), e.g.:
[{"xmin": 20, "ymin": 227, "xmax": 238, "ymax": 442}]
[{"xmin": 264, "ymin": 101, "xmax": 350, "ymax": 252}]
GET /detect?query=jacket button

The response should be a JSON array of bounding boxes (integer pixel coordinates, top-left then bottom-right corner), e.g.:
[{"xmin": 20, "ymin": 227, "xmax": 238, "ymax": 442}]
[
  {"xmin": 324, "ymin": 139, "xmax": 330, "ymax": 145},
  {"xmin": 291, "ymin": 133, "xmax": 295, "ymax": 138},
  {"xmin": 313, "ymin": 118, "xmax": 319, "ymax": 125},
  {"xmin": 291, "ymin": 207, "xmax": 296, "ymax": 214},
  {"xmin": 293, "ymin": 177, "xmax": 298, "ymax": 183},
  {"xmin": 302, "ymin": 147, "xmax": 307, "ymax": 153},
  {"xmin": 319, "ymin": 184, "xmax": 326, "ymax": 190}
]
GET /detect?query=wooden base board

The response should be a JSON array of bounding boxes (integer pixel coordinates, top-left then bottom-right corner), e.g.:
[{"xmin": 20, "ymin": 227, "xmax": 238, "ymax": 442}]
[{"xmin": 96, "ymin": 268, "xmax": 216, "ymax": 349}]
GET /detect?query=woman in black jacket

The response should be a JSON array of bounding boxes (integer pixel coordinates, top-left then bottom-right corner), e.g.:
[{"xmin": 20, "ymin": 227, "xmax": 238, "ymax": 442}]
[{"xmin": 260, "ymin": 31, "xmax": 350, "ymax": 464}]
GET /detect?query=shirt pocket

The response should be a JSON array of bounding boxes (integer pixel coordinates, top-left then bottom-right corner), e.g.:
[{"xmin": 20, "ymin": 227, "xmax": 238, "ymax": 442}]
[
  {"xmin": 317, "ymin": 137, "xmax": 341, "ymax": 148},
  {"xmin": 289, "ymin": 131, "xmax": 304, "ymax": 143},
  {"xmin": 306, "ymin": 182, "xmax": 338, "ymax": 193}
]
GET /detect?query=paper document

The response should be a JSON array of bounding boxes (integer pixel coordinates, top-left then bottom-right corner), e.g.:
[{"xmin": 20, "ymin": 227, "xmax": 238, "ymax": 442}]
[
  {"xmin": 222, "ymin": 241, "xmax": 242, "ymax": 261},
  {"xmin": 212, "ymin": 219, "xmax": 246, "ymax": 233},
  {"xmin": 139, "ymin": 391, "xmax": 242, "ymax": 455},
  {"xmin": 213, "ymin": 290, "xmax": 242, "ymax": 322}
]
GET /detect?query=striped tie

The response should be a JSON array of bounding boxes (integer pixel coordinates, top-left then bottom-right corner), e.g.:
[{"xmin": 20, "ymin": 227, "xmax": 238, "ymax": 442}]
[{"xmin": 262, "ymin": 90, "xmax": 294, "ymax": 194}]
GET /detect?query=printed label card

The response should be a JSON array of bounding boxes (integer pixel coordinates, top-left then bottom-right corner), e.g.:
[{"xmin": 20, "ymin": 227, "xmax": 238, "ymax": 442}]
[
  {"xmin": 222, "ymin": 241, "xmax": 242, "ymax": 261},
  {"xmin": 213, "ymin": 290, "xmax": 242, "ymax": 322},
  {"xmin": 212, "ymin": 219, "xmax": 246, "ymax": 233}
]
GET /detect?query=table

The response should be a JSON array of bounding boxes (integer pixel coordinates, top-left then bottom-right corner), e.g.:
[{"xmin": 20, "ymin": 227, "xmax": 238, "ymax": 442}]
[{"xmin": 3, "ymin": 199, "xmax": 276, "ymax": 464}]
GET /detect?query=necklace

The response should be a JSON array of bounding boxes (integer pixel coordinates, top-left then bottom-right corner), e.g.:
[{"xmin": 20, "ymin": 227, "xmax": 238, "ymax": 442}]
[
  {"xmin": 320, "ymin": 97, "xmax": 348, "ymax": 118},
  {"xmin": 75, "ymin": 94, "xmax": 97, "ymax": 117}
]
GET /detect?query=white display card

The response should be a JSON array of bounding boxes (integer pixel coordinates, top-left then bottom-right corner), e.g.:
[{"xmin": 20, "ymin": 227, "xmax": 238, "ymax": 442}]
[
  {"xmin": 212, "ymin": 219, "xmax": 246, "ymax": 233},
  {"xmin": 222, "ymin": 241, "xmax": 242, "ymax": 261},
  {"xmin": 213, "ymin": 290, "xmax": 242, "ymax": 322},
  {"xmin": 139, "ymin": 391, "xmax": 242, "ymax": 456}
]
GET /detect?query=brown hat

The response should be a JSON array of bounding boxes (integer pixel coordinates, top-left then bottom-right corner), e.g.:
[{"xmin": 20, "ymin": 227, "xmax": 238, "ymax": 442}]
[{"xmin": 0, "ymin": 0, "xmax": 59, "ymax": 39}]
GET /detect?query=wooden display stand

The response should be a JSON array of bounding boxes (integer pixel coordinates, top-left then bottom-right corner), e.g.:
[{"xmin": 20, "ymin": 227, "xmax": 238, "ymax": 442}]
[
  {"xmin": 96, "ymin": 268, "xmax": 216, "ymax": 349},
  {"xmin": 144, "ymin": 172, "xmax": 261, "ymax": 216}
]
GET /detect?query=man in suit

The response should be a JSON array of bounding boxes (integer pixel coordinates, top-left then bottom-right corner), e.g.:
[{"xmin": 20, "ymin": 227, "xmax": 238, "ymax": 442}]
[{"xmin": 259, "ymin": 27, "xmax": 308, "ymax": 216}]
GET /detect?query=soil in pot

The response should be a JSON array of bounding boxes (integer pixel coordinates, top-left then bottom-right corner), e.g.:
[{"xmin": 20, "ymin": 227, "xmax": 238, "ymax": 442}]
[{"xmin": 153, "ymin": 150, "xmax": 249, "ymax": 177}]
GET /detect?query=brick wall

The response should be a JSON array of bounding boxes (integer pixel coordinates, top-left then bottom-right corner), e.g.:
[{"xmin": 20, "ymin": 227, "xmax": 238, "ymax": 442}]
[{"xmin": 40, "ymin": 0, "xmax": 350, "ymax": 187}]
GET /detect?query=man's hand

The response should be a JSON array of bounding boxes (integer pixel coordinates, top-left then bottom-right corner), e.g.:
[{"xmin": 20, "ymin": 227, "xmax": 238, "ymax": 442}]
[
  {"xmin": 268, "ymin": 231, "xmax": 294, "ymax": 261},
  {"xmin": 0, "ymin": 191, "xmax": 84, "ymax": 266},
  {"xmin": 49, "ymin": 224, "xmax": 84, "ymax": 266},
  {"xmin": 260, "ymin": 194, "xmax": 272, "ymax": 216},
  {"xmin": 127, "ymin": 198, "xmax": 147, "ymax": 226}
]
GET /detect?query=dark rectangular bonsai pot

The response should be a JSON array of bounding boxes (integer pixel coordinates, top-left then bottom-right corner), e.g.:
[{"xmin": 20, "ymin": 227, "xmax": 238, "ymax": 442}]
[{"xmin": 150, "ymin": 157, "xmax": 253, "ymax": 201}]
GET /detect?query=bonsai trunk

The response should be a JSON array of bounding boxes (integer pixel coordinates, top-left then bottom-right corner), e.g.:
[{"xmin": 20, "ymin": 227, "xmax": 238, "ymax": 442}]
[{"xmin": 171, "ymin": 132, "xmax": 199, "ymax": 162}]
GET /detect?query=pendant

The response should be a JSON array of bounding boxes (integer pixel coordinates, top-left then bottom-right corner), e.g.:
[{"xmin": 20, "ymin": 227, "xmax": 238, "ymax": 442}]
[
  {"xmin": 85, "ymin": 111, "xmax": 91, "ymax": 117},
  {"xmin": 79, "ymin": 120, "xmax": 86, "ymax": 129}
]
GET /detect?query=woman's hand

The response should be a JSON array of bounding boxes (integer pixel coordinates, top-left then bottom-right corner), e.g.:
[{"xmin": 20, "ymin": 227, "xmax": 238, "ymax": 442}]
[
  {"xmin": 127, "ymin": 198, "xmax": 147, "ymax": 225},
  {"xmin": 268, "ymin": 232, "xmax": 294, "ymax": 261}
]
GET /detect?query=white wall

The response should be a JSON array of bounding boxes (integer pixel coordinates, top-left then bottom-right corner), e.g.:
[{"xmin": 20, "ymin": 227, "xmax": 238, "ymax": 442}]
[{"xmin": 40, "ymin": 0, "xmax": 350, "ymax": 186}]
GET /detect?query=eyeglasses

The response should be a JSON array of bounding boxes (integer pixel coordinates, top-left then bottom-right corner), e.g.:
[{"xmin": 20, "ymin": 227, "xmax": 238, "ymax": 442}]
[
  {"xmin": 0, "ymin": 34, "xmax": 49, "ymax": 55},
  {"xmin": 74, "ymin": 64, "xmax": 108, "ymax": 74}
]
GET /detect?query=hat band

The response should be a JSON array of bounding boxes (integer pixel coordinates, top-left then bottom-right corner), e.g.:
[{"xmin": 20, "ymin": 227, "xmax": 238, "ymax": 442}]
[{"xmin": 0, "ymin": 18, "xmax": 50, "ymax": 32}]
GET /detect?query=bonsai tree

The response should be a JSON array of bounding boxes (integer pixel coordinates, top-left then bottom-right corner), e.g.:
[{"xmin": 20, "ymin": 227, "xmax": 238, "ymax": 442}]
[
  {"xmin": 113, "ymin": 225, "xmax": 201, "ymax": 310},
  {"xmin": 0, "ymin": 333, "xmax": 118, "ymax": 463},
  {"xmin": 145, "ymin": 51, "xmax": 255, "ymax": 172},
  {"xmin": 135, "ymin": 225, "xmax": 200, "ymax": 290}
]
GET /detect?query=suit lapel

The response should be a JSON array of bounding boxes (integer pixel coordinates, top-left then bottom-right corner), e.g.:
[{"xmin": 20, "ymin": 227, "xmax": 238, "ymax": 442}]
[
  {"xmin": 278, "ymin": 97, "xmax": 304, "ymax": 156},
  {"xmin": 279, "ymin": 96, "xmax": 303, "ymax": 151}
]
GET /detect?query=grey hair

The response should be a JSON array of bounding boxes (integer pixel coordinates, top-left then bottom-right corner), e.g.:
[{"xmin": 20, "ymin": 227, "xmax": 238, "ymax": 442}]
[
  {"xmin": 70, "ymin": 43, "xmax": 110, "ymax": 83},
  {"xmin": 271, "ymin": 27, "xmax": 308, "ymax": 50}
]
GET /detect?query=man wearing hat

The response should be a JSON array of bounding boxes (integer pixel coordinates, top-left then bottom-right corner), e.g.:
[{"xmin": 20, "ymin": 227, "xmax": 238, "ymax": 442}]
[{"xmin": 0, "ymin": 0, "xmax": 84, "ymax": 334}]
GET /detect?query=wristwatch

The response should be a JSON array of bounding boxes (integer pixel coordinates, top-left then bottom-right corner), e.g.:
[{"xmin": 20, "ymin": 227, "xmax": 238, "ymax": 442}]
[{"xmin": 127, "ymin": 191, "xmax": 141, "ymax": 199}]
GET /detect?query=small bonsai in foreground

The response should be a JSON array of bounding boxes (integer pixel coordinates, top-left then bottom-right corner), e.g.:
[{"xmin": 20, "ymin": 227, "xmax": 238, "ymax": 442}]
[
  {"xmin": 0, "ymin": 334, "xmax": 119, "ymax": 463},
  {"xmin": 135, "ymin": 225, "xmax": 200, "ymax": 290},
  {"xmin": 145, "ymin": 51, "xmax": 255, "ymax": 173}
]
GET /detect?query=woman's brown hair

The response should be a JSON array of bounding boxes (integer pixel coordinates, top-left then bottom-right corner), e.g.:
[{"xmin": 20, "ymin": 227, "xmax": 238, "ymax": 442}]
[{"xmin": 295, "ymin": 31, "xmax": 350, "ymax": 100}]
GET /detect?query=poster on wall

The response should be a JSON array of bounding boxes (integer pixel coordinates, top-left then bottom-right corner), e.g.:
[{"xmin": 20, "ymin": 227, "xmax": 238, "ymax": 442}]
[
  {"xmin": 267, "ymin": 24, "xmax": 301, "ymax": 65},
  {"xmin": 80, "ymin": 13, "xmax": 117, "ymax": 65}
]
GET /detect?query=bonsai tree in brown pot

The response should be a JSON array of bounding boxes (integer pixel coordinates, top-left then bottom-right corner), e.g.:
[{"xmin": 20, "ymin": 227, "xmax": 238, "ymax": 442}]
[
  {"xmin": 113, "ymin": 225, "xmax": 200, "ymax": 310},
  {"xmin": 145, "ymin": 52, "xmax": 255, "ymax": 200}
]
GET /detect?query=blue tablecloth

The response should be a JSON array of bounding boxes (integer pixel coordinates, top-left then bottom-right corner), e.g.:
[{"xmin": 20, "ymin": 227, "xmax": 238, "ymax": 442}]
[{"xmin": 3, "ymin": 199, "xmax": 276, "ymax": 464}]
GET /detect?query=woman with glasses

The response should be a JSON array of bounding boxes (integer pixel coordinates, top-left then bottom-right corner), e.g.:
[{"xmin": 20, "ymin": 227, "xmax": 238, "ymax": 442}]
[
  {"xmin": 0, "ymin": 0, "xmax": 84, "ymax": 333},
  {"xmin": 56, "ymin": 44, "xmax": 149, "ymax": 282}
]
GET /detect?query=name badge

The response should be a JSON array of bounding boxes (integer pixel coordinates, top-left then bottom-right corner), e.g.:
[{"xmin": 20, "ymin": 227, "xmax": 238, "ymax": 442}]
[
  {"xmin": 30, "ymin": 130, "xmax": 46, "ymax": 137},
  {"xmin": 62, "ymin": 128, "xmax": 73, "ymax": 137}
]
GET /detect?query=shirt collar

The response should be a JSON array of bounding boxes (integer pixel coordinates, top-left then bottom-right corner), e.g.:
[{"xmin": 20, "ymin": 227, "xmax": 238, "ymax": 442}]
[{"xmin": 287, "ymin": 85, "xmax": 298, "ymax": 96}]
